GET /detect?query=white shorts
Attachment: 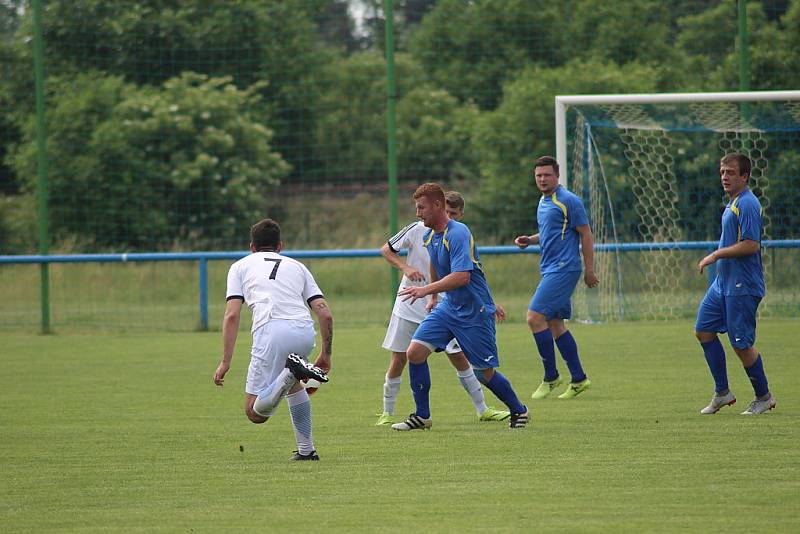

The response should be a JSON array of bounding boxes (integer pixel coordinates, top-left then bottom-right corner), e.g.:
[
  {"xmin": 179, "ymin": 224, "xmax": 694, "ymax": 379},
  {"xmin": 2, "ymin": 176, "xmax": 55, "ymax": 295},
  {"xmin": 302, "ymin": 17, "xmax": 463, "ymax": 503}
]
[
  {"xmin": 381, "ymin": 313, "xmax": 461, "ymax": 355},
  {"xmin": 245, "ymin": 319, "xmax": 316, "ymax": 396}
]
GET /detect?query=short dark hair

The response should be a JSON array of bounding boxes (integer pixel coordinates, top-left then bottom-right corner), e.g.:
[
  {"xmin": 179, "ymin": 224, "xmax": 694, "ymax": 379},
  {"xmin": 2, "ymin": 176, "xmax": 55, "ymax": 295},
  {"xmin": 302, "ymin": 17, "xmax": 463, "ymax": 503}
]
[
  {"xmin": 250, "ymin": 219, "xmax": 281, "ymax": 251},
  {"xmin": 720, "ymin": 153, "xmax": 752, "ymax": 178},
  {"xmin": 534, "ymin": 155, "xmax": 559, "ymax": 174},
  {"xmin": 445, "ymin": 191, "xmax": 465, "ymax": 212},
  {"xmin": 413, "ymin": 183, "xmax": 446, "ymax": 206}
]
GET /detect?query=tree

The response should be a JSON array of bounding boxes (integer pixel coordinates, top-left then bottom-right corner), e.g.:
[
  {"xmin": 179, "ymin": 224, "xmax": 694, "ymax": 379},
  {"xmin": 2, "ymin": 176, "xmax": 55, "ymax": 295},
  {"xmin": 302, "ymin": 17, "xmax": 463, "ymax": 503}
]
[
  {"xmin": 410, "ymin": 0, "xmax": 576, "ymax": 109},
  {"xmin": 312, "ymin": 51, "xmax": 425, "ymax": 184},
  {"xmin": 12, "ymin": 72, "xmax": 289, "ymax": 250},
  {"xmin": 469, "ymin": 59, "xmax": 660, "ymax": 242},
  {"xmin": 396, "ymin": 84, "xmax": 479, "ymax": 183},
  {"xmin": 32, "ymin": 0, "xmax": 333, "ymax": 183}
]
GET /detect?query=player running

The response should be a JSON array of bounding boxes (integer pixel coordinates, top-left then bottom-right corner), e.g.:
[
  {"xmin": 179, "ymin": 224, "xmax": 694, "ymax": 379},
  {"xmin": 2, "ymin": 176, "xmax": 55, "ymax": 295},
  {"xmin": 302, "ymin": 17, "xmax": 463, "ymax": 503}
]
[{"xmin": 213, "ymin": 218, "xmax": 332, "ymax": 460}]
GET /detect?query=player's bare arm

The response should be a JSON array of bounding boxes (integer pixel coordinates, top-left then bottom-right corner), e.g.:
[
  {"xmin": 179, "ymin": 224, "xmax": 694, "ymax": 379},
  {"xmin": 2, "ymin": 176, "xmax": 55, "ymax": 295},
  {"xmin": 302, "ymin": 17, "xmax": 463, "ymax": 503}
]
[
  {"xmin": 380, "ymin": 243, "xmax": 425, "ymax": 282},
  {"xmin": 214, "ymin": 298, "xmax": 243, "ymax": 386},
  {"xmin": 514, "ymin": 233, "xmax": 540, "ymax": 248},
  {"xmin": 577, "ymin": 225, "xmax": 599, "ymax": 288},
  {"xmin": 399, "ymin": 271, "xmax": 470, "ymax": 305},
  {"xmin": 697, "ymin": 239, "xmax": 760, "ymax": 273},
  {"xmin": 310, "ymin": 297, "xmax": 333, "ymax": 372}
]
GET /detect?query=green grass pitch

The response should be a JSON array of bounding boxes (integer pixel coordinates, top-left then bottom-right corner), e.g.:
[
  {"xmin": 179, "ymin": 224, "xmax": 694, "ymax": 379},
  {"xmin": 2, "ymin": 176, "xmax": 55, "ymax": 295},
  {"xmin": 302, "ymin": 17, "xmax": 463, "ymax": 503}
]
[{"xmin": 2, "ymin": 320, "xmax": 799, "ymax": 532}]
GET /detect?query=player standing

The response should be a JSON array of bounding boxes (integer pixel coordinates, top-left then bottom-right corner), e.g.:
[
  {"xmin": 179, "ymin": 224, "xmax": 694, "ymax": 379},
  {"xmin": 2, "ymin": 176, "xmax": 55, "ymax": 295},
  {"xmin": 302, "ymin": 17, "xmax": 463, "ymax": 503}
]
[
  {"xmin": 376, "ymin": 191, "xmax": 509, "ymax": 426},
  {"xmin": 213, "ymin": 218, "xmax": 332, "ymax": 460},
  {"xmin": 514, "ymin": 156, "xmax": 598, "ymax": 400},
  {"xmin": 392, "ymin": 183, "xmax": 529, "ymax": 430},
  {"xmin": 695, "ymin": 153, "xmax": 776, "ymax": 415}
]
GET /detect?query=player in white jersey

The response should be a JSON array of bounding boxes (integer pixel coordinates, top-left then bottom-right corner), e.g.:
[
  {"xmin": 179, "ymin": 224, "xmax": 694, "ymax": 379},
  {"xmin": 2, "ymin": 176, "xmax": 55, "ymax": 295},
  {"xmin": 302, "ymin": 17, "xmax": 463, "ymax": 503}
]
[
  {"xmin": 375, "ymin": 191, "xmax": 510, "ymax": 426},
  {"xmin": 213, "ymin": 218, "xmax": 332, "ymax": 461}
]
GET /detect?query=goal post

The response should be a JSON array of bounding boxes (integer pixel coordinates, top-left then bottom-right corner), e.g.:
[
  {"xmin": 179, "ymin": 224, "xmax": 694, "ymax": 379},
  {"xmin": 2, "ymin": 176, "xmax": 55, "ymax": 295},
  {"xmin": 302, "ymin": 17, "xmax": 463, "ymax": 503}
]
[{"xmin": 553, "ymin": 90, "xmax": 800, "ymax": 322}]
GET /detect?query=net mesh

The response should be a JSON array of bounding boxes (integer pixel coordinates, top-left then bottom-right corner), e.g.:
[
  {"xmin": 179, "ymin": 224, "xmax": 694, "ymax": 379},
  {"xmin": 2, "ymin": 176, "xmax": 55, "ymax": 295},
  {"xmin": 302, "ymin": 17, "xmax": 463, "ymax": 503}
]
[{"xmin": 567, "ymin": 97, "xmax": 800, "ymax": 321}]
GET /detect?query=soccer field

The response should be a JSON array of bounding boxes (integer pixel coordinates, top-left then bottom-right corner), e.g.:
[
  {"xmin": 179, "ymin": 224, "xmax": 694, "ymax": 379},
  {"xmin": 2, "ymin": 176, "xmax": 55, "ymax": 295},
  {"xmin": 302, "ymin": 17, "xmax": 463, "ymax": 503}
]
[{"xmin": 2, "ymin": 320, "xmax": 798, "ymax": 532}]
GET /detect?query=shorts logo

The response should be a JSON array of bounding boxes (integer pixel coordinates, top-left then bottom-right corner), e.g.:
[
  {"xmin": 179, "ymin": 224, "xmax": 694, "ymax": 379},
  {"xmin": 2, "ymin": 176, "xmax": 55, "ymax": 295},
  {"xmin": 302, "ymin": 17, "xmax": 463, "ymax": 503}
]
[{"xmin": 735, "ymin": 282, "xmax": 742, "ymax": 288}]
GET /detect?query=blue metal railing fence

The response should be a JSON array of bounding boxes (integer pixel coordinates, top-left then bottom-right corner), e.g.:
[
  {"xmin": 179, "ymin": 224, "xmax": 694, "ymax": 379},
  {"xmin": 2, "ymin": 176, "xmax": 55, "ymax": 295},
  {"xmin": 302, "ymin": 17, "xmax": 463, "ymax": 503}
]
[{"xmin": 2, "ymin": 240, "xmax": 799, "ymax": 330}]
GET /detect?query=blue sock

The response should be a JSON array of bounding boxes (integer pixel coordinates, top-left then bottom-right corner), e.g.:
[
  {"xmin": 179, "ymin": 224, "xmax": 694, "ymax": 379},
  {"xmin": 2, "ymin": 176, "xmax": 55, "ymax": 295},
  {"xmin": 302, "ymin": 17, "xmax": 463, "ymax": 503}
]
[
  {"xmin": 555, "ymin": 330, "xmax": 587, "ymax": 383},
  {"xmin": 533, "ymin": 329, "xmax": 559, "ymax": 381},
  {"xmin": 744, "ymin": 354, "xmax": 769, "ymax": 398},
  {"xmin": 700, "ymin": 338, "xmax": 728, "ymax": 394},
  {"xmin": 484, "ymin": 371, "xmax": 526, "ymax": 414},
  {"xmin": 408, "ymin": 361, "xmax": 431, "ymax": 419}
]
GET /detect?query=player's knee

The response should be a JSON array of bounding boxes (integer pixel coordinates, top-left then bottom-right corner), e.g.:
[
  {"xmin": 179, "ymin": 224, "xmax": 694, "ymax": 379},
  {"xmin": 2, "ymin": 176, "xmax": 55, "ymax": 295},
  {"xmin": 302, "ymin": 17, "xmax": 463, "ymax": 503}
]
[
  {"xmin": 695, "ymin": 331, "xmax": 715, "ymax": 343},
  {"xmin": 527, "ymin": 312, "xmax": 546, "ymax": 331},
  {"xmin": 246, "ymin": 408, "xmax": 268, "ymax": 424},
  {"xmin": 406, "ymin": 342, "xmax": 430, "ymax": 364}
]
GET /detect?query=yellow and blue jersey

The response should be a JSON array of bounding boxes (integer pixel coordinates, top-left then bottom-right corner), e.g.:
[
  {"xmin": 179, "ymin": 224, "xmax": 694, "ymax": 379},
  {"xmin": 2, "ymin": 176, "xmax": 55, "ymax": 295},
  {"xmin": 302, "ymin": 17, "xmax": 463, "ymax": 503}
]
[
  {"xmin": 423, "ymin": 219, "xmax": 496, "ymax": 319},
  {"xmin": 536, "ymin": 185, "xmax": 589, "ymax": 274},
  {"xmin": 716, "ymin": 188, "xmax": 765, "ymax": 297}
]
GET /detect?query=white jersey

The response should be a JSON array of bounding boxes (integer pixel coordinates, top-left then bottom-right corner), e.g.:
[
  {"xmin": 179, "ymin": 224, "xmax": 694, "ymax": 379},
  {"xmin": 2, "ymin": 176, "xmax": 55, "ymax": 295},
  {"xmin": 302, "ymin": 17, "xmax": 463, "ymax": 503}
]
[
  {"xmin": 226, "ymin": 251, "xmax": 323, "ymax": 332},
  {"xmin": 388, "ymin": 221, "xmax": 433, "ymax": 323}
]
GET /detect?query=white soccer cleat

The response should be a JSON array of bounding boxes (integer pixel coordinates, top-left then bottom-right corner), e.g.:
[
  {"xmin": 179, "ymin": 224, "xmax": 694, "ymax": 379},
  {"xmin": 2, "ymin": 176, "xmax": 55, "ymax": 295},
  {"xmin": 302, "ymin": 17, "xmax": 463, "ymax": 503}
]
[
  {"xmin": 699, "ymin": 391, "xmax": 736, "ymax": 414},
  {"xmin": 740, "ymin": 394, "xmax": 776, "ymax": 415},
  {"xmin": 391, "ymin": 413, "xmax": 432, "ymax": 431}
]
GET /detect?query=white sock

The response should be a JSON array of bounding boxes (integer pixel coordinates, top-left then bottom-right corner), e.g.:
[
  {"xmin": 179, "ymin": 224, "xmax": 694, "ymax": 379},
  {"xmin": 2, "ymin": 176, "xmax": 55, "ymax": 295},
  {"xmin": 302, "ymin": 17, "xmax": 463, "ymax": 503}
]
[
  {"xmin": 287, "ymin": 389, "xmax": 314, "ymax": 455},
  {"xmin": 457, "ymin": 368, "xmax": 487, "ymax": 415},
  {"xmin": 253, "ymin": 368, "xmax": 297, "ymax": 417},
  {"xmin": 383, "ymin": 375, "xmax": 402, "ymax": 415}
]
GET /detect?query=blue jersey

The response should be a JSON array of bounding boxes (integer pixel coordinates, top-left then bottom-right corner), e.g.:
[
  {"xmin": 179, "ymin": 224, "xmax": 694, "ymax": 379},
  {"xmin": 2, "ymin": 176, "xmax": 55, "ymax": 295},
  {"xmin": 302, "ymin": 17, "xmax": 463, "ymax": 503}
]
[
  {"xmin": 423, "ymin": 219, "xmax": 496, "ymax": 319},
  {"xmin": 537, "ymin": 185, "xmax": 589, "ymax": 274},
  {"xmin": 715, "ymin": 188, "xmax": 765, "ymax": 297}
]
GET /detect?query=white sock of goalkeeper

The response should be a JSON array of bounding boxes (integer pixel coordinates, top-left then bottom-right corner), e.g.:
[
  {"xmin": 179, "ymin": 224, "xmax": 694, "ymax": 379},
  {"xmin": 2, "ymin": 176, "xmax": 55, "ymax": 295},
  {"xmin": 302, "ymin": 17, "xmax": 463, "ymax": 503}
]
[
  {"xmin": 253, "ymin": 368, "xmax": 297, "ymax": 417},
  {"xmin": 382, "ymin": 374, "xmax": 402, "ymax": 415},
  {"xmin": 457, "ymin": 368, "xmax": 488, "ymax": 415},
  {"xmin": 287, "ymin": 389, "xmax": 314, "ymax": 455}
]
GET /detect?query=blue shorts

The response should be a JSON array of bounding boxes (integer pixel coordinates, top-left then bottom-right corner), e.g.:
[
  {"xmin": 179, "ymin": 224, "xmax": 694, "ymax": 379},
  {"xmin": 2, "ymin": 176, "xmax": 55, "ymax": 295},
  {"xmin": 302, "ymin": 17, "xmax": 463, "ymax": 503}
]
[
  {"xmin": 412, "ymin": 304, "xmax": 499, "ymax": 369},
  {"xmin": 695, "ymin": 283, "xmax": 761, "ymax": 349},
  {"xmin": 529, "ymin": 270, "xmax": 581, "ymax": 320}
]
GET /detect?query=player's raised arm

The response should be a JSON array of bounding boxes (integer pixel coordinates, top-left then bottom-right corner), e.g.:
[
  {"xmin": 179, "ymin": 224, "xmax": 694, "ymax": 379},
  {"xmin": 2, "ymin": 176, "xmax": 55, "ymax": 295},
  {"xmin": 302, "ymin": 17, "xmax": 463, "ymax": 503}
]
[
  {"xmin": 214, "ymin": 297, "xmax": 243, "ymax": 386},
  {"xmin": 309, "ymin": 297, "xmax": 333, "ymax": 372}
]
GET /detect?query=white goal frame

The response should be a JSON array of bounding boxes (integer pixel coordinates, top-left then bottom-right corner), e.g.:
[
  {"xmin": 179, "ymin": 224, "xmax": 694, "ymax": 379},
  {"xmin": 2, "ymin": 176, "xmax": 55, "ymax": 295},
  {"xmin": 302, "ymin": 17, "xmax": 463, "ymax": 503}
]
[{"xmin": 555, "ymin": 90, "xmax": 800, "ymax": 187}]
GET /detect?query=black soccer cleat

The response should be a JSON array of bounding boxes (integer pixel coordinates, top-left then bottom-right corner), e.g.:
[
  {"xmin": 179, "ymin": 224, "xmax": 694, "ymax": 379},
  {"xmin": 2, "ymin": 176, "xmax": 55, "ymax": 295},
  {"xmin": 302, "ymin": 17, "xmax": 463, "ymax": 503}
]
[
  {"xmin": 509, "ymin": 410, "xmax": 530, "ymax": 429},
  {"xmin": 290, "ymin": 450, "xmax": 320, "ymax": 461},
  {"xmin": 285, "ymin": 353, "xmax": 329, "ymax": 383}
]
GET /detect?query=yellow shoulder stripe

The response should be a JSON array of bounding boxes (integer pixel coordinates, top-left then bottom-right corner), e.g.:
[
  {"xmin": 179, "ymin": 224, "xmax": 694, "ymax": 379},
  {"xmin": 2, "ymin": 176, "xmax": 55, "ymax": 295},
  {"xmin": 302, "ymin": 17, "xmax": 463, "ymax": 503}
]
[
  {"xmin": 730, "ymin": 195, "xmax": 740, "ymax": 217},
  {"xmin": 550, "ymin": 193, "xmax": 568, "ymax": 239}
]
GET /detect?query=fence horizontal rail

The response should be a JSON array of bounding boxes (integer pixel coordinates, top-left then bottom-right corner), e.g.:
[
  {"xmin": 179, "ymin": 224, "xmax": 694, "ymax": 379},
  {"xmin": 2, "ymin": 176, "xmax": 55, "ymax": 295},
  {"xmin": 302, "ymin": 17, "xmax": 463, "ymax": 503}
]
[
  {"xmin": 4, "ymin": 240, "xmax": 798, "ymax": 331},
  {"xmin": 3, "ymin": 240, "xmax": 800, "ymax": 265}
]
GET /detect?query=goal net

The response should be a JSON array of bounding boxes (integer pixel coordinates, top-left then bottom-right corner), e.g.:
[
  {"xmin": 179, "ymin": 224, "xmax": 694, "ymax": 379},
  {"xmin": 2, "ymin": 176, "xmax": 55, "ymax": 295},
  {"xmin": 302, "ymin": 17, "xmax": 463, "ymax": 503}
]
[{"xmin": 555, "ymin": 91, "xmax": 800, "ymax": 322}]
